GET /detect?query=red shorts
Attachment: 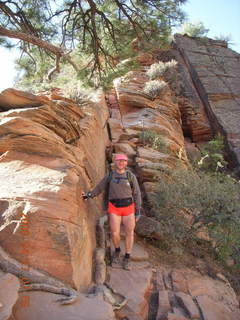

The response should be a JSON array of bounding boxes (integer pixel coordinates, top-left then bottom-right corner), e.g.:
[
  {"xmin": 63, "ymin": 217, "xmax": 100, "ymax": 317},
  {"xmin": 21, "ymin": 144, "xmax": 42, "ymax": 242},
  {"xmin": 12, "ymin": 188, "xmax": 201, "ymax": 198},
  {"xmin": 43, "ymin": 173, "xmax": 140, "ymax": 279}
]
[{"xmin": 108, "ymin": 202, "xmax": 135, "ymax": 216}]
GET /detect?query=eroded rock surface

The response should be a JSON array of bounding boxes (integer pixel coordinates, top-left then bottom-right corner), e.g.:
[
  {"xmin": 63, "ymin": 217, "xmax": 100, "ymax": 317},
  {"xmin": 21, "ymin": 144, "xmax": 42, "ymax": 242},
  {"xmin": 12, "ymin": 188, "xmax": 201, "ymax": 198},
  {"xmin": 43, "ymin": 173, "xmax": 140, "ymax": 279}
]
[
  {"xmin": 174, "ymin": 34, "xmax": 240, "ymax": 173},
  {"xmin": 11, "ymin": 291, "xmax": 115, "ymax": 320},
  {"xmin": 154, "ymin": 267, "xmax": 240, "ymax": 320},
  {"xmin": 107, "ymin": 62, "xmax": 189, "ymax": 205},
  {"xmin": 0, "ymin": 89, "xmax": 109, "ymax": 290}
]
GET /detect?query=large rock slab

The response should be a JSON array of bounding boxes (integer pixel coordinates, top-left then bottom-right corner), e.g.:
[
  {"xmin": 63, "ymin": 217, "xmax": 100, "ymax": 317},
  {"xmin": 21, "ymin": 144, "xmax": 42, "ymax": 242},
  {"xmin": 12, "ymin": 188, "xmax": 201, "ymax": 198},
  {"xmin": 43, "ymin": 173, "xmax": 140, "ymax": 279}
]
[
  {"xmin": 108, "ymin": 265, "xmax": 152, "ymax": 319},
  {"xmin": 0, "ymin": 273, "xmax": 20, "ymax": 320},
  {"xmin": 196, "ymin": 295, "xmax": 240, "ymax": 320},
  {"xmin": 174, "ymin": 34, "xmax": 240, "ymax": 174},
  {"xmin": 0, "ymin": 90, "xmax": 109, "ymax": 290},
  {"xmin": 0, "ymin": 89, "xmax": 43, "ymax": 110},
  {"xmin": 155, "ymin": 267, "xmax": 240, "ymax": 320},
  {"xmin": 12, "ymin": 291, "xmax": 115, "ymax": 320}
]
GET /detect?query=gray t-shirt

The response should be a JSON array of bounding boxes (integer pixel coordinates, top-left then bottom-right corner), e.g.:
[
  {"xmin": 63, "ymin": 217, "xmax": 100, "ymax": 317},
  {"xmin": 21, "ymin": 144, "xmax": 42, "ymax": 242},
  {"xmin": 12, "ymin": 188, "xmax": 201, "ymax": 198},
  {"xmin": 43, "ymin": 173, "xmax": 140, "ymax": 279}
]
[{"xmin": 90, "ymin": 170, "xmax": 142, "ymax": 210}]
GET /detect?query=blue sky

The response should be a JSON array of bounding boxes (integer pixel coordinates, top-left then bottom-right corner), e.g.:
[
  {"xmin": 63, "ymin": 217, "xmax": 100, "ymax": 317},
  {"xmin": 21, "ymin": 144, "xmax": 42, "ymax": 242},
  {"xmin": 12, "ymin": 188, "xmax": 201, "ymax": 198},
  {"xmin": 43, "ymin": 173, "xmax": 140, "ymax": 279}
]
[
  {"xmin": 0, "ymin": 0, "xmax": 239, "ymax": 92},
  {"xmin": 181, "ymin": 0, "xmax": 240, "ymax": 52}
]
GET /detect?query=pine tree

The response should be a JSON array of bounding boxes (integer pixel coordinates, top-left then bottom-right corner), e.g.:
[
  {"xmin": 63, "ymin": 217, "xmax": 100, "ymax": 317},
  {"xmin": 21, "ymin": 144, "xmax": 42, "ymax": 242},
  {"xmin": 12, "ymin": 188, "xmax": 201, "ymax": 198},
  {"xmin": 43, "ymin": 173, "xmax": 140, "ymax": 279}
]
[{"xmin": 0, "ymin": 0, "xmax": 187, "ymax": 84}]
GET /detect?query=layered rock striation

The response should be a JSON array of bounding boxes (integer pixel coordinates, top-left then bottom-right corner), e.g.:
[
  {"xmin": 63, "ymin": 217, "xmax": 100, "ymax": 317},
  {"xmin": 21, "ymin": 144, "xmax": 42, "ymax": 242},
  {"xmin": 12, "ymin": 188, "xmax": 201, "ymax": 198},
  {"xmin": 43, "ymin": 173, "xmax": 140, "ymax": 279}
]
[
  {"xmin": 174, "ymin": 34, "xmax": 240, "ymax": 173},
  {"xmin": 0, "ymin": 89, "xmax": 109, "ymax": 290}
]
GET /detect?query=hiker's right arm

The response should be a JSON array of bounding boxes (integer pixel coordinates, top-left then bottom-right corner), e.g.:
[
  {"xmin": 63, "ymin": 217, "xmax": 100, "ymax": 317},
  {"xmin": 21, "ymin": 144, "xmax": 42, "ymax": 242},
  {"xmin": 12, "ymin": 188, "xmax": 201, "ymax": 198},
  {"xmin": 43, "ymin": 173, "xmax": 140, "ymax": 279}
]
[{"xmin": 82, "ymin": 175, "xmax": 109, "ymax": 199}]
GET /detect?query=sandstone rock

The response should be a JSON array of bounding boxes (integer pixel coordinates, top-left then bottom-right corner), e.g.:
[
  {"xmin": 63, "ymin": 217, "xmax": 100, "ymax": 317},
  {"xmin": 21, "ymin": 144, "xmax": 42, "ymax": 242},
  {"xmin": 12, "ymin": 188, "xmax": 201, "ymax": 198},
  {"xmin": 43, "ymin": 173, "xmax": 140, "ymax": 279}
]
[
  {"xmin": 135, "ymin": 216, "xmax": 162, "ymax": 240},
  {"xmin": 174, "ymin": 34, "xmax": 240, "ymax": 173},
  {"xmin": 136, "ymin": 53, "xmax": 155, "ymax": 66},
  {"xmin": 156, "ymin": 271, "xmax": 165, "ymax": 291},
  {"xmin": 142, "ymin": 181, "xmax": 157, "ymax": 194},
  {"xmin": 196, "ymin": 295, "xmax": 240, "ymax": 320},
  {"xmin": 108, "ymin": 266, "xmax": 152, "ymax": 319},
  {"xmin": 165, "ymin": 313, "xmax": 189, "ymax": 320},
  {"xmin": 156, "ymin": 290, "xmax": 172, "ymax": 319},
  {"xmin": 137, "ymin": 161, "xmax": 170, "ymax": 171},
  {"xmin": 187, "ymin": 275, "xmax": 239, "ymax": 309},
  {"xmin": 0, "ymin": 273, "xmax": 20, "ymax": 320},
  {"xmin": 175, "ymin": 292, "xmax": 200, "ymax": 319},
  {"xmin": 111, "ymin": 241, "xmax": 149, "ymax": 262},
  {"xmin": 0, "ymin": 89, "xmax": 43, "ymax": 110},
  {"xmin": 137, "ymin": 147, "xmax": 169, "ymax": 160},
  {"xmin": 171, "ymin": 270, "xmax": 189, "ymax": 294},
  {"xmin": 118, "ymin": 128, "xmax": 139, "ymax": 141},
  {"xmin": 154, "ymin": 267, "xmax": 240, "ymax": 320},
  {"xmin": 12, "ymin": 291, "xmax": 115, "ymax": 320},
  {"xmin": 108, "ymin": 118, "xmax": 124, "ymax": 143},
  {"xmin": 110, "ymin": 108, "xmax": 121, "ymax": 119},
  {"xmin": 114, "ymin": 142, "xmax": 136, "ymax": 157},
  {"xmin": 173, "ymin": 50, "xmax": 212, "ymax": 143},
  {"xmin": 0, "ymin": 91, "xmax": 109, "ymax": 290}
]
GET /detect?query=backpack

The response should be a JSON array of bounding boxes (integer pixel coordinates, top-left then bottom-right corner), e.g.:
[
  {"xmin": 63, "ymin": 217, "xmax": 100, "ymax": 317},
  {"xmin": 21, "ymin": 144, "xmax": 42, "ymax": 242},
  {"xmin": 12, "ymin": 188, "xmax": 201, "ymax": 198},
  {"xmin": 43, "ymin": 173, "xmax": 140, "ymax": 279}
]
[{"xmin": 103, "ymin": 170, "xmax": 134, "ymax": 210}]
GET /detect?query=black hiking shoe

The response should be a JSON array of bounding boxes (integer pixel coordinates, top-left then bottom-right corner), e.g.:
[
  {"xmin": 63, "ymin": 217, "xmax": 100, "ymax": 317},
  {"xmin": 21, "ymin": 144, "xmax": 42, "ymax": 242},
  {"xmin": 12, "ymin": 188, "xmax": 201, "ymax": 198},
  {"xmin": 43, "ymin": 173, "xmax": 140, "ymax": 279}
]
[
  {"xmin": 111, "ymin": 251, "xmax": 121, "ymax": 268},
  {"xmin": 122, "ymin": 257, "xmax": 132, "ymax": 271}
]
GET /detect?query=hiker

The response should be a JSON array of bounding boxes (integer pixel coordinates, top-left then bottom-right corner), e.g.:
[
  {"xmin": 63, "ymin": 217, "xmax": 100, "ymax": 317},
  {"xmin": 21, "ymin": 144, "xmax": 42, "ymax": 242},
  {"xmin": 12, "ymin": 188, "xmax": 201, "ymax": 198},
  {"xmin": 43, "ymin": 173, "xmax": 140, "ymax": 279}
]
[{"xmin": 82, "ymin": 153, "xmax": 142, "ymax": 270}]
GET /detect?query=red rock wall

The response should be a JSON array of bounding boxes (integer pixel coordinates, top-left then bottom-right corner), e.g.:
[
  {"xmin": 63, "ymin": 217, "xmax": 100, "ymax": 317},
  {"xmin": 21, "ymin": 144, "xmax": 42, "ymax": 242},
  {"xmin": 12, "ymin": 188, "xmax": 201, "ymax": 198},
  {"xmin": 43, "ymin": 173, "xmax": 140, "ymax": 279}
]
[
  {"xmin": 0, "ymin": 89, "xmax": 109, "ymax": 290},
  {"xmin": 174, "ymin": 34, "xmax": 240, "ymax": 173}
]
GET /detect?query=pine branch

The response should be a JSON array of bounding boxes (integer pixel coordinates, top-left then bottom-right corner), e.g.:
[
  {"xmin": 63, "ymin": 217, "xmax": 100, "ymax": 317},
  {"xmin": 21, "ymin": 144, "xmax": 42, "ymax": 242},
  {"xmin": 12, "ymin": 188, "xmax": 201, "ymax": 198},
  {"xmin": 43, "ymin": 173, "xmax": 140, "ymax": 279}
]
[{"xmin": 0, "ymin": 26, "xmax": 79, "ymax": 72}]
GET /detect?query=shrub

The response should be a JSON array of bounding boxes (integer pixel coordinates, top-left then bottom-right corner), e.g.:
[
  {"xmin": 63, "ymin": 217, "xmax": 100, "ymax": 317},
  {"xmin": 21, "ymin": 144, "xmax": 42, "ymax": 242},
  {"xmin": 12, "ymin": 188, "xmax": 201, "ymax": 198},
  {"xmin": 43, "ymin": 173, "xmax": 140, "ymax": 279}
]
[
  {"xmin": 181, "ymin": 21, "xmax": 209, "ymax": 37},
  {"xmin": 195, "ymin": 134, "xmax": 227, "ymax": 172},
  {"xmin": 146, "ymin": 60, "xmax": 177, "ymax": 80},
  {"xmin": 139, "ymin": 130, "xmax": 167, "ymax": 152},
  {"xmin": 149, "ymin": 169, "xmax": 240, "ymax": 265},
  {"xmin": 143, "ymin": 80, "xmax": 167, "ymax": 99}
]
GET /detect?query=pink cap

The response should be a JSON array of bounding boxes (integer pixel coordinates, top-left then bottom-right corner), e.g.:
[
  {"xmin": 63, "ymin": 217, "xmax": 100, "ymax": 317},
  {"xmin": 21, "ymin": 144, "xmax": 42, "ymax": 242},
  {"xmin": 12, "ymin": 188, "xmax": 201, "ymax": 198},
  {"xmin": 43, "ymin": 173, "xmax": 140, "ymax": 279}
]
[{"xmin": 115, "ymin": 153, "xmax": 128, "ymax": 161}]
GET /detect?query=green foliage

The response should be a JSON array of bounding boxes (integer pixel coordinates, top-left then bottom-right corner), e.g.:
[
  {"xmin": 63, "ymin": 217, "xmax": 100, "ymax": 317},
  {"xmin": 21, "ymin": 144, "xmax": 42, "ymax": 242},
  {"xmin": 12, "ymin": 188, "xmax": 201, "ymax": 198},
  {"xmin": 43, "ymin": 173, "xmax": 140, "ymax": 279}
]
[
  {"xmin": 139, "ymin": 130, "xmax": 167, "ymax": 152},
  {"xmin": 0, "ymin": 0, "xmax": 187, "ymax": 86},
  {"xmin": 78, "ymin": 58, "xmax": 140, "ymax": 89},
  {"xmin": 195, "ymin": 135, "xmax": 227, "ymax": 172},
  {"xmin": 143, "ymin": 80, "xmax": 167, "ymax": 99},
  {"xmin": 181, "ymin": 21, "xmax": 209, "ymax": 37},
  {"xmin": 150, "ymin": 169, "xmax": 240, "ymax": 265},
  {"xmin": 146, "ymin": 60, "xmax": 178, "ymax": 80}
]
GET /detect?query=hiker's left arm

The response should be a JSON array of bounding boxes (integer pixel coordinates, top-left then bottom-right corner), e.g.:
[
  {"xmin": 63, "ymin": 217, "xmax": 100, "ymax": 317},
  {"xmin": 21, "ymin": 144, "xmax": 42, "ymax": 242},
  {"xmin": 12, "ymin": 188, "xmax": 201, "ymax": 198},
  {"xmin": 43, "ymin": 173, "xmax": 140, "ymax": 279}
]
[{"xmin": 82, "ymin": 175, "xmax": 108, "ymax": 199}]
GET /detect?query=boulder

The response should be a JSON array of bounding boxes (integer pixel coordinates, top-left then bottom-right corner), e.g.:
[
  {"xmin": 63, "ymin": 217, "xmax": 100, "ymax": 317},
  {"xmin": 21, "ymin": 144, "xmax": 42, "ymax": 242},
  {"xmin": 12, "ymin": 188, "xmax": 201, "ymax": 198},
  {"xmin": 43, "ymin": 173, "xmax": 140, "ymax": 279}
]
[{"xmin": 135, "ymin": 216, "xmax": 162, "ymax": 240}]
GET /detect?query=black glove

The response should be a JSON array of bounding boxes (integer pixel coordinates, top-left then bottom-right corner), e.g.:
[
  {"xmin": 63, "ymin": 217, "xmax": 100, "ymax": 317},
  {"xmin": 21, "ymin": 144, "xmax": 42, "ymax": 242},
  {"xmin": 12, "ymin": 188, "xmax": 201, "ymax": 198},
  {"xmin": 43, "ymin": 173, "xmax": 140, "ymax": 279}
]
[
  {"xmin": 135, "ymin": 208, "xmax": 141, "ymax": 220},
  {"xmin": 82, "ymin": 191, "xmax": 93, "ymax": 200}
]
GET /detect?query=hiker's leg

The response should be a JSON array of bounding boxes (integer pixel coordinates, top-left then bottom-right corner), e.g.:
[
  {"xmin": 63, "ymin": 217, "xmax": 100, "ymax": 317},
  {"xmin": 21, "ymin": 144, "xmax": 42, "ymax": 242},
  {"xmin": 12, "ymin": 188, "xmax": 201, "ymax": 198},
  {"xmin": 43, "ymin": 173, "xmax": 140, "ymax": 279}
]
[
  {"xmin": 122, "ymin": 213, "xmax": 135, "ymax": 254},
  {"xmin": 108, "ymin": 213, "xmax": 122, "ymax": 249}
]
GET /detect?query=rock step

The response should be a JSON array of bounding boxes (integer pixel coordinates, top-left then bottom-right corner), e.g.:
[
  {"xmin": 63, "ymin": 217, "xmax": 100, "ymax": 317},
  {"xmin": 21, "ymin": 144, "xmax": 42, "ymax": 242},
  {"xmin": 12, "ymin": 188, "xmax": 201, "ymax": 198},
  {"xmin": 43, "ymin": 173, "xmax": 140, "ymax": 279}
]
[
  {"xmin": 11, "ymin": 291, "xmax": 115, "ymax": 320},
  {"xmin": 111, "ymin": 240, "xmax": 149, "ymax": 262},
  {"xmin": 108, "ymin": 263, "xmax": 153, "ymax": 320}
]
